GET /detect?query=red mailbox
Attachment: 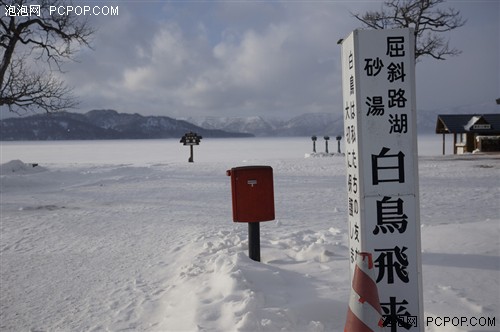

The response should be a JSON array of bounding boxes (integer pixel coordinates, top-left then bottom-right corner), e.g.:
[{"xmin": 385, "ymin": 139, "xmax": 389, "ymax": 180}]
[{"xmin": 226, "ymin": 166, "xmax": 275, "ymax": 222}]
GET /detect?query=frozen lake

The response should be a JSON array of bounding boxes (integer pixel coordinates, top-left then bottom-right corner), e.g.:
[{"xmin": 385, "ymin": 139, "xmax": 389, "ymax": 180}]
[
  {"xmin": 1, "ymin": 134, "xmax": 498, "ymax": 331},
  {"xmin": 1, "ymin": 135, "xmax": 447, "ymax": 166}
]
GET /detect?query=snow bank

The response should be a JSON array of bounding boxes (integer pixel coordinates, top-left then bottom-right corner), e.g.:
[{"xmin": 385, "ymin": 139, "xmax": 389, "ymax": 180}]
[
  {"xmin": 155, "ymin": 225, "xmax": 349, "ymax": 331},
  {"xmin": 0, "ymin": 160, "xmax": 46, "ymax": 174}
]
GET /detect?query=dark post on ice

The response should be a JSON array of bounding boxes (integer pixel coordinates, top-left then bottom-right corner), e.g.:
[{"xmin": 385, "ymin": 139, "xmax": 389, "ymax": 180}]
[
  {"xmin": 180, "ymin": 132, "xmax": 202, "ymax": 163},
  {"xmin": 226, "ymin": 166, "xmax": 275, "ymax": 262},
  {"xmin": 311, "ymin": 135, "xmax": 317, "ymax": 153},
  {"xmin": 336, "ymin": 135, "xmax": 342, "ymax": 154},
  {"xmin": 324, "ymin": 136, "xmax": 330, "ymax": 153}
]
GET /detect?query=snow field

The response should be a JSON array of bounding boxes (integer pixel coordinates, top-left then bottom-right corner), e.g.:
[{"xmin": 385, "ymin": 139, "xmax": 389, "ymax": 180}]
[{"xmin": 1, "ymin": 138, "xmax": 499, "ymax": 331}]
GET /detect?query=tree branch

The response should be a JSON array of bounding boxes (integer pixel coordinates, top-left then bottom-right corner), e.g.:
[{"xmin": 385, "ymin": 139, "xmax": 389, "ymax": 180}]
[
  {"xmin": 0, "ymin": 58, "xmax": 78, "ymax": 113},
  {"xmin": 351, "ymin": 0, "xmax": 466, "ymax": 62},
  {"xmin": 0, "ymin": 0, "xmax": 93, "ymax": 113}
]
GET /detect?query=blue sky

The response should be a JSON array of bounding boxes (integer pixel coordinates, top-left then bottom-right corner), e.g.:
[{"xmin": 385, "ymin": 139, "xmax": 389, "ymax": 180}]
[{"xmin": 55, "ymin": 1, "xmax": 499, "ymax": 118}]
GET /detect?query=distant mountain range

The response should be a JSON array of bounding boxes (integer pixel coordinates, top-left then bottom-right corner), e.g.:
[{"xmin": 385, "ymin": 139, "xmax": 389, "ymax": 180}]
[
  {"xmin": 1, "ymin": 102, "xmax": 498, "ymax": 140},
  {"xmin": 0, "ymin": 110, "xmax": 253, "ymax": 141},
  {"xmin": 182, "ymin": 112, "xmax": 345, "ymax": 137},
  {"xmin": 185, "ymin": 102, "xmax": 499, "ymax": 136}
]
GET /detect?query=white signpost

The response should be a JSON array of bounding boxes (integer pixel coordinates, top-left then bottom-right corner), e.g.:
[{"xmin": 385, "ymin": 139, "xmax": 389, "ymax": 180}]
[{"xmin": 341, "ymin": 28, "xmax": 423, "ymax": 331}]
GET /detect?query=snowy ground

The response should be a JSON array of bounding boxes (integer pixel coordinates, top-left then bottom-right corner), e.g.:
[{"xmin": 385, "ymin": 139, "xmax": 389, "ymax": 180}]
[{"xmin": 1, "ymin": 137, "xmax": 499, "ymax": 331}]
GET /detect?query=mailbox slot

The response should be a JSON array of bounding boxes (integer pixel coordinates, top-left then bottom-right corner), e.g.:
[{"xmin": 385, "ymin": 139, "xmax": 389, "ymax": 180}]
[{"xmin": 227, "ymin": 166, "xmax": 275, "ymax": 222}]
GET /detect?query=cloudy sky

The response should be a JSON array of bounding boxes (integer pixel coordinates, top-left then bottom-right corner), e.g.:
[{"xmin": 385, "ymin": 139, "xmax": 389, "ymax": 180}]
[{"xmin": 58, "ymin": 1, "xmax": 499, "ymax": 119}]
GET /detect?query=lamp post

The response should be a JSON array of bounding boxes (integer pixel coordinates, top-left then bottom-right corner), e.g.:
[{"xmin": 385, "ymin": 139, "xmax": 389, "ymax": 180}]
[
  {"xmin": 311, "ymin": 135, "xmax": 317, "ymax": 153},
  {"xmin": 324, "ymin": 136, "xmax": 330, "ymax": 154},
  {"xmin": 180, "ymin": 131, "xmax": 202, "ymax": 162}
]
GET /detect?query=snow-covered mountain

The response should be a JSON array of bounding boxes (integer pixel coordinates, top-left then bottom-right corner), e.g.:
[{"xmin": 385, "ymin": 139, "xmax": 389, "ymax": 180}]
[
  {"xmin": 0, "ymin": 110, "xmax": 253, "ymax": 141},
  {"xmin": 184, "ymin": 116, "xmax": 279, "ymax": 137},
  {"xmin": 185, "ymin": 112, "xmax": 344, "ymax": 137},
  {"xmin": 2, "ymin": 101, "xmax": 497, "ymax": 140},
  {"xmin": 186, "ymin": 101, "xmax": 499, "ymax": 136},
  {"xmin": 276, "ymin": 113, "xmax": 343, "ymax": 137}
]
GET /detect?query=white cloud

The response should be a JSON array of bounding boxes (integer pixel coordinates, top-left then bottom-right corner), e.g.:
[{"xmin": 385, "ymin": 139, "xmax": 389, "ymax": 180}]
[
  {"xmin": 64, "ymin": 1, "xmax": 498, "ymax": 118},
  {"xmin": 71, "ymin": 2, "xmax": 353, "ymax": 117}
]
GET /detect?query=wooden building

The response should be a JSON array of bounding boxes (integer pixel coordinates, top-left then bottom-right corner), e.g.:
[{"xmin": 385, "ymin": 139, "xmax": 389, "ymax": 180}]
[{"xmin": 435, "ymin": 114, "xmax": 500, "ymax": 155}]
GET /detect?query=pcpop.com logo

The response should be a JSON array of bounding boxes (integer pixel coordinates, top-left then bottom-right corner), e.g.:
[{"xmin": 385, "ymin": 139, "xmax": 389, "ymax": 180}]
[{"xmin": 427, "ymin": 316, "xmax": 496, "ymax": 328}]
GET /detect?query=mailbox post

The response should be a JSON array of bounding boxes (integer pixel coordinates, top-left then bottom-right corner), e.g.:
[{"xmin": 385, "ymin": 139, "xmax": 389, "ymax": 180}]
[
  {"xmin": 226, "ymin": 166, "xmax": 275, "ymax": 262},
  {"xmin": 180, "ymin": 132, "xmax": 202, "ymax": 162}
]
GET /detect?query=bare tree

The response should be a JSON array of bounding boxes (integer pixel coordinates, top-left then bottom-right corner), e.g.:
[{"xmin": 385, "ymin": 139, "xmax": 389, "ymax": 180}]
[
  {"xmin": 1, "ymin": 0, "xmax": 94, "ymax": 113},
  {"xmin": 352, "ymin": 0, "xmax": 466, "ymax": 62}
]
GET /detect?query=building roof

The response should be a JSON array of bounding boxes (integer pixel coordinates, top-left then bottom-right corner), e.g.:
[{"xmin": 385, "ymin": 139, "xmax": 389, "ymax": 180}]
[{"xmin": 436, "ymin": 114, "xmax": 500, "ymax": 134}]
